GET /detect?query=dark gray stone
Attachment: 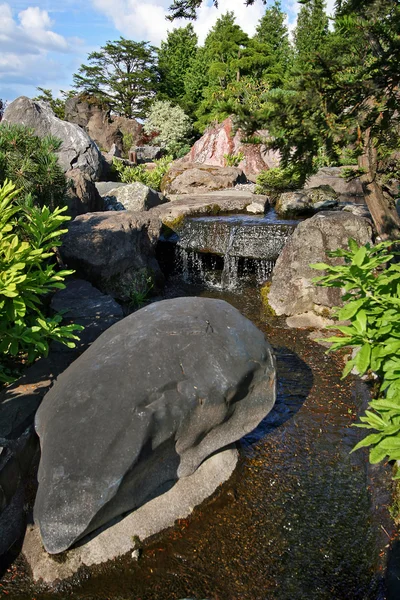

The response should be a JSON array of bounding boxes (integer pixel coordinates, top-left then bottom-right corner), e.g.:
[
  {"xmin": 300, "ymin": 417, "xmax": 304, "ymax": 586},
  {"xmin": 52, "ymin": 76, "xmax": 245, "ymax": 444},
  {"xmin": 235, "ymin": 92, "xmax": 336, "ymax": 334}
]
[
  {"xmin": 268, "ymin": 211, "xmax": 373, "ymax": 319},
  {"xmin": 2, "ymin": 97, "xmax": 102, "ymax": 180},
  {"xmin": 136, "ymin": 145, "xmax": 163, "ymax": 162},
  {"xmin": 60, "ymin": 211, "xmax": 164, "ymax": 301},
  {"xmin": 50, "ymin": 279, "xmax": 123, "ymax": 350},
  {"xmin": 103, "ymin": 182, "xmax": 168, "ymax": 212},
  {"xmin": 95, "ymin": 181, "xmax": 127, "ymax": 197},
  {"xmin": 34, "ymin": 297, "xmax": 276, "ymax": 554}
]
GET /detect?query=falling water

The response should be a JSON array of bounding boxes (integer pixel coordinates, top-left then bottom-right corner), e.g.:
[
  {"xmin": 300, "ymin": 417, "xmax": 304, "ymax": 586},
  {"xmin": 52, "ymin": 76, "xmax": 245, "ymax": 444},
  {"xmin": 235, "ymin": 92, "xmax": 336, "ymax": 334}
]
[{"xmin": 168, "ymin": 213, "xmax": 298, "ymax": 290}]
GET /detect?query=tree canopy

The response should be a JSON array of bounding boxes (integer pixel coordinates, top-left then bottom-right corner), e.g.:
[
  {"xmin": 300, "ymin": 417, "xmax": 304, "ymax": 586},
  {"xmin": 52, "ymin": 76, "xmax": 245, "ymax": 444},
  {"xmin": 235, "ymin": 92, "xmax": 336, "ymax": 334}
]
[
  {"xmin": 158, "ymin": 24, "xmax": 198, "ymax": 105},
  {"xmin": 73, "ymin": 38, "xmax": 158, "ymax": 119}
]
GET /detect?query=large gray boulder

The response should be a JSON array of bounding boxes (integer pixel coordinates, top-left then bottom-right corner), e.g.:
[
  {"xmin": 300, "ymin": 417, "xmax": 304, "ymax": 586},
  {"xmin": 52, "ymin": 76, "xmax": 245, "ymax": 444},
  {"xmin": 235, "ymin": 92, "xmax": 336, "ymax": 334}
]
[
  {"xmin": 103, "ymin": 182, "xmax": 168, "ymax": 212},
  {"xmin": 34, "ymin": 297, "xmax": 276, "ymax": 554},
  {"xmin": 268, "ymin": 211, "xmax": 373, "ymax": 321},
  {"xmin": 3, "ymin": 97, "xmax": 102, "ymax": 181},
  {"xmin": 60, "ymin": 211, "xmax": 164, "ymax": 300},
  {"xmin": 305, "ymin": 166, "xmax": 364, "ymax": 202},
  {"xmin": 275, "ymin": 185, "xmax": 339, "ymax": 217},
  {"xmin": 161, "ymin": 162, "xmax": 247, "ymax": 195}
]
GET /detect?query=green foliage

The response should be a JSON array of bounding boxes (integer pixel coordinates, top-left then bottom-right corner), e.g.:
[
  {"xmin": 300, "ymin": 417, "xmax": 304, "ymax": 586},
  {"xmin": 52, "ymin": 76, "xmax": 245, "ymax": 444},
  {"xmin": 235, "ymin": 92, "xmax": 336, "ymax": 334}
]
[
  {"xmin": 0, "ymin": 180, "xmax": 82, "ymax": 384},
  {"xmin": 122, "ymin": 132, "xmax": 135, "ymax": 157},
  {"xmin": 158, "ymin": 25, "xmax": 198, "ymax": 105},
  {"xmin": 255, "ymin": 166, "xmax": 307, "ymax": 194},
  {"xmin": 0, "ymin": 124, "xmax": 67, "ymax": 210},
  {"xmin": 73, "ymin": 37, "xmax": 158, "ymax": 119},
  {"xmin": 33, "ymin": 88, "xmax": 66, "ymax": 120},
  {"xmin": 224, "ymin": 151, "xmax": 244, "ymax": 167},
  {"xmin": 143, "ymin": 100, "xmax": 192, "ymax": 157},
  {"xmin": 113, "ymin": 155, "xmax": 173, "ymax": 191},
  {"xmin": 255, "ymin": 0, "xmax": 293, "ymax": 87},
  {"xmin": 311, "ymin": 238, "xmax": 400, "ymax": 471},
  {"xmin": 293, "ymin": 0, "xmax": 329, "ymax": 69},
  {"xmin": 126, "ymin": 270, "xmax": 154, "ymax": 309}
]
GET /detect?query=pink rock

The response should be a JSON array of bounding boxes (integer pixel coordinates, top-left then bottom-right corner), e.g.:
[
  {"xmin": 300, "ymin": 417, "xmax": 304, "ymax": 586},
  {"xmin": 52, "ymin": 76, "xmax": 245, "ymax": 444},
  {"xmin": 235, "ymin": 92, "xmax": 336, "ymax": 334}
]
[{"xmin": 182, "ymin": 117, "xmax": 280, "ymax": 178}]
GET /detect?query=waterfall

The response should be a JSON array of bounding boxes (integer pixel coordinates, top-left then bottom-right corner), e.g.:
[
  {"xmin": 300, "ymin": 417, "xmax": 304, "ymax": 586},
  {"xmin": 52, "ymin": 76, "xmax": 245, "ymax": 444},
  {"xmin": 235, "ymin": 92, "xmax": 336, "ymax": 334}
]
[{"xmin": 161, "ymin": 212, "xmax": 298, "ymax": 291}]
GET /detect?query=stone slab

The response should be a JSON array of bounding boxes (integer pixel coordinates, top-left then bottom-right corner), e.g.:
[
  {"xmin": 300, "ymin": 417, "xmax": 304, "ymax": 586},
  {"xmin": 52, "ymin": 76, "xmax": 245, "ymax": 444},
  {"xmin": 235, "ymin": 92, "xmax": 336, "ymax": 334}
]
[{"xmin": 23, "ymin": 446, "xmax": 238, "ymax": 584}]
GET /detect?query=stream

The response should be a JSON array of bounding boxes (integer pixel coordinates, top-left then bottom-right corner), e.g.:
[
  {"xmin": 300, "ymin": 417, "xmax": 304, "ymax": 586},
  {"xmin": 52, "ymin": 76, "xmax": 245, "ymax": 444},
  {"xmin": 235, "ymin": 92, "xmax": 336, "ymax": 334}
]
[{"xmin": 1, "ymin": 281, "xmax": 395, "ymax": 600}]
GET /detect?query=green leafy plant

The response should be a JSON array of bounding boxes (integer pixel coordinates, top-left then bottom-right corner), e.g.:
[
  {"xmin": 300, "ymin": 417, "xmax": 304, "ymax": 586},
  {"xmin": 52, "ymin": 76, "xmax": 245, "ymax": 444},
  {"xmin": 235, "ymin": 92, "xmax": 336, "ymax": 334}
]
[
  {"xmin": 126, "ymin": 270, "xmax": 154, "ymax": 308},
  {"xmin": 255, "ymin": 166, "xmax": 307, "ymax": 194},
  {"xmin": 0, "ymin": 180, "xmax": 83, "ymax": 384},
  {"xmin": 311, "ymin": 238, "xmax": 400, "ymax": 472},
  {"xmin": 0, "ymin": 124, "xmax": 67, "ymax": 209},
  {"xmin": 224, "ymin": 151, "xmax": 244, "ymax": 167},
  {"xmin": 122, "ymin": 132, "xmax": 135, "ymax": 158},
  {"xmin": 113, "ymin": 155, "xmax": 173, "ymax": 191}
]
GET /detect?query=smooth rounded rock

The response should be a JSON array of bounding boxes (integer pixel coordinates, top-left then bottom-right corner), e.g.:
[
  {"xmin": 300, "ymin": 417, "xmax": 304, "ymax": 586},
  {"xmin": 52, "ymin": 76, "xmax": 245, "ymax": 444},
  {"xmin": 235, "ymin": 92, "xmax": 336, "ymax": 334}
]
[{"xmin": 34, "ymin": 297, "xmax": 276, "ymax": 554}]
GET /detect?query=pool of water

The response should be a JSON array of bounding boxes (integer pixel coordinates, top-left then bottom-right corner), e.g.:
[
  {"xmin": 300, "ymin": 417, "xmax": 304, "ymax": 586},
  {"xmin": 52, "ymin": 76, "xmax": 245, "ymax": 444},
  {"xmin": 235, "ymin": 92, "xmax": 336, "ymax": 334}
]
[{"xmin": 1, "ymin": 283, "xmax": 394, "ymax": 599}]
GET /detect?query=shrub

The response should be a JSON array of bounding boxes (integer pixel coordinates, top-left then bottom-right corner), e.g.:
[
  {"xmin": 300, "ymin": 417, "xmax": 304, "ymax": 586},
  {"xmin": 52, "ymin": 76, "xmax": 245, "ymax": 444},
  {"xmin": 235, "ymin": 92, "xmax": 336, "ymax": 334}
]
[
  {"xmin": 113, "ymin": 155, "xmax": 173, "ymax": 192},
  {"xmin": 0, "ymin": 180, "xmax": 82, "ymax": 384},
  {"xmin": 255, "ymin": 166, "xmax": 306, "ymax": 194},
  {"xmin": 143, "ymin": 100, "xmax": 192, "ymax": 157},
  {"xmin": 311, "ymin": 239, "xmax": 400, "ymax": 472},
  {"xmin": 0, "ymin": 124, "xmax": 67, "ymax": 209},
  {"xmin": 224, "ymin": 151, "xmax": 244, "ymax": 167}
]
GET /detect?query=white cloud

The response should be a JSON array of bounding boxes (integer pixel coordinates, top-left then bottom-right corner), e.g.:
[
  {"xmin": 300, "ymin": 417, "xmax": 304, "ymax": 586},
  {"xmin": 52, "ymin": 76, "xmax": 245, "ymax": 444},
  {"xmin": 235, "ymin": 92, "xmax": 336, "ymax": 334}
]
[
  {"xmin": 91, "ymin": 0, "xmax": 266, "ymax": 46},
  {"xmin": 0, "ymin": 3, "xmax": 83, "ymax": 98},
  {"xmin": 0, "ymin": 3, "xmax": 71, "ymax": 53}
]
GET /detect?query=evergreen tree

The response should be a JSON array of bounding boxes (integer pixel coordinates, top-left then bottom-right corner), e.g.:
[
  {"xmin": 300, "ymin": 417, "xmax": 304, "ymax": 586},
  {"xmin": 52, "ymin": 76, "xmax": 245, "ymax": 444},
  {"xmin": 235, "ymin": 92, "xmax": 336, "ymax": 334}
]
[
  {"xmin": 158, "ymin": 25, "xmax": 198, "ymax": 105},
  {"xmin": 293, "ymin": 0, "xmax": 329, "ymax": 68},
  {"xmin": 255, "ymin": 1, "xmax": 292, "ymax": 86},
  {"xmin": 190, "ymin": 12, "xmax": 271, "ymax": 131},
  {"xmin": 73, "ymin": 38, "xmax": 158, "ymax": 119}
]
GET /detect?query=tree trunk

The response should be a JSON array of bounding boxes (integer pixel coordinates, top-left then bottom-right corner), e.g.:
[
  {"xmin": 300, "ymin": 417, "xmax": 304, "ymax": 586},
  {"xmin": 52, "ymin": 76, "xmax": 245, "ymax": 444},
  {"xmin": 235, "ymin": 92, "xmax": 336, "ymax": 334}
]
[{"xmin": 359, "ymin": 128, "xmax": 400, "ymax": 240}]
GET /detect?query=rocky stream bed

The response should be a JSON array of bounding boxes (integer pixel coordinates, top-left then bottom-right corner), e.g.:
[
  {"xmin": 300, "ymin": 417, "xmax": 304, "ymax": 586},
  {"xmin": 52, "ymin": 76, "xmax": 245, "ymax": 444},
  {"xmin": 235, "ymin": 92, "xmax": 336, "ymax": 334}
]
[{"xmin": 0, "ymin": 283, "xmax": 397, "ymax": 600}]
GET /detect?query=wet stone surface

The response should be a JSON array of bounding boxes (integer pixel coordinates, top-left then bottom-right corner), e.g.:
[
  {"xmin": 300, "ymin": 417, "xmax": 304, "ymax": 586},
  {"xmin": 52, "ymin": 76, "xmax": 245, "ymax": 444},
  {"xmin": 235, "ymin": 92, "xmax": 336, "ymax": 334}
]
[{"xmin": 0, "ymin": 285, "xmax": 394, "ymax": 600}]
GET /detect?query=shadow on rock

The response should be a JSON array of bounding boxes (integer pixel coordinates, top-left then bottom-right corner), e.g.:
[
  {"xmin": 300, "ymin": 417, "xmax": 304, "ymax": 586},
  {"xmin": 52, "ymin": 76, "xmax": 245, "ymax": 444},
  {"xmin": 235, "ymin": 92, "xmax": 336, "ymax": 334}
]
[{"xmin": 241, "ymin": 345, "xmax": 312, "ymax": 448}]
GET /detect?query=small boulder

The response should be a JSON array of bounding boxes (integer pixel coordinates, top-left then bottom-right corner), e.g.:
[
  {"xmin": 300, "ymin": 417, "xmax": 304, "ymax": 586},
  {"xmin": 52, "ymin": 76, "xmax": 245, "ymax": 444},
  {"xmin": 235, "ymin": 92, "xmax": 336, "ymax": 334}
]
[
  {"xmin": 162, "ymin": 162, "xmax": 247, "ymax": 195},
  {"xmin": 33, "ymin": 297, "xmax": 276, "ymax": 553},
  {"xmin": 136, "ymin": 146, "xmax": 164, "ymax": 162},
  {"xmin": 246, "ymin": 200, "xmax": 267, "ymax": 214},
  {"xmin": 268, "ymin": 211, "xmax": 373, "ymax": 320},
  {"xmin": 65, "ymin": 169, "xmax": 104, "ymax": 219},
  {"xmin": 305, "ymin": 166, "xmax": 364, "ymax": 202},
  {"xmin": 60, "ymin": 211, "xmax": 164, "ymax": 300},
  {"xmin": 3, "ymin": 97, "xmax": 102, "ymax": 181},
  {"xmin": 276, "ymin": 185, "xmax": 338, "ymax": 217},
  {"xmin": 103, "ymin": 182, "xmax": 168, "ymax": 212}
]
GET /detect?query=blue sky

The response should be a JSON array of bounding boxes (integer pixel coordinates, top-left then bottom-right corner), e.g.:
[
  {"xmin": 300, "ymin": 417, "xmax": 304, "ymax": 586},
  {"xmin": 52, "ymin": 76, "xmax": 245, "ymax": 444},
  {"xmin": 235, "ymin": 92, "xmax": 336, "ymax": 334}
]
[{"xmin": 0, "ymin": 0, "xmax": 332, "ymax": 103}]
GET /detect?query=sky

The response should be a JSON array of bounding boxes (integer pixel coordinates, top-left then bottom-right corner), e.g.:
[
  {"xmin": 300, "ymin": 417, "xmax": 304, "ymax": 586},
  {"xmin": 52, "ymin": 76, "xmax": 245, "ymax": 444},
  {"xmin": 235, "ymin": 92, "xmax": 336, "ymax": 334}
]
[{"xmin": 0, "ymin": 0, "xmax": 335, "ymax": 103}]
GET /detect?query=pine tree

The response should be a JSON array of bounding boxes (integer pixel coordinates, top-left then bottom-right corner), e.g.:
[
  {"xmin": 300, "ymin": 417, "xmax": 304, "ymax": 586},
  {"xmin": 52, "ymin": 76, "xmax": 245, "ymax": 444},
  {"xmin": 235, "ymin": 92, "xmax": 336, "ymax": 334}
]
[
  {"xmin": 190, "ymin": 12, "xmax": 271, "ymax": 131},
  {"xmin": 255, "ymin": 0, "xmax": 292, "ymax": 86},
  {"xmin": 73, "ymin": 38, "xmax": 158, "ymax": 119},
  {"xmin": 158, "ymin": 25, "xmax": 198, "ymax": 105},
  {"xmin": 293, "ymin": 0, "xmax": 329, "ymax": 69}
]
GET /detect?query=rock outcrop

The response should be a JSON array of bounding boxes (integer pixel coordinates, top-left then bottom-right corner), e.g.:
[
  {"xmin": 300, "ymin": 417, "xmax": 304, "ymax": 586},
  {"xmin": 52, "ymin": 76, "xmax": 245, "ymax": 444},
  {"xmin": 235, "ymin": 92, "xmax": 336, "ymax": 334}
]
[
  {"xmin": 65, "ymin": 95, "xmax": 143, "ymax": 154},
  {"xmin": 3, "ymin": 97, "xmax": 102, "ymax": 181},
  {"xmin": 60, "ymin": 211, "xmax": 164, "ymax": 300},
  {"xmin": 275, "ymin": 185, "xmax": 339, "ymax": 217},
  {"xmin": 34, "ymin": 297, "xmax": 276, "ymax": 554},
  {"xmin": 182, "ymin": 117, "xmax": 280, "ymax": 178},
  {"xmin": 65, "ymin": 169, "xmax": 104, "ymax": 218},
  {"xmin": 103, "ymin": 182, "xmax": 168, "ymax": 212},
  {"xmin": 161, "ymin": 162, "xmax": 247, "ymax": 195},
  {"xmin": 268, "ymin": 211, "xmax": 373, "ymax": 322}
]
